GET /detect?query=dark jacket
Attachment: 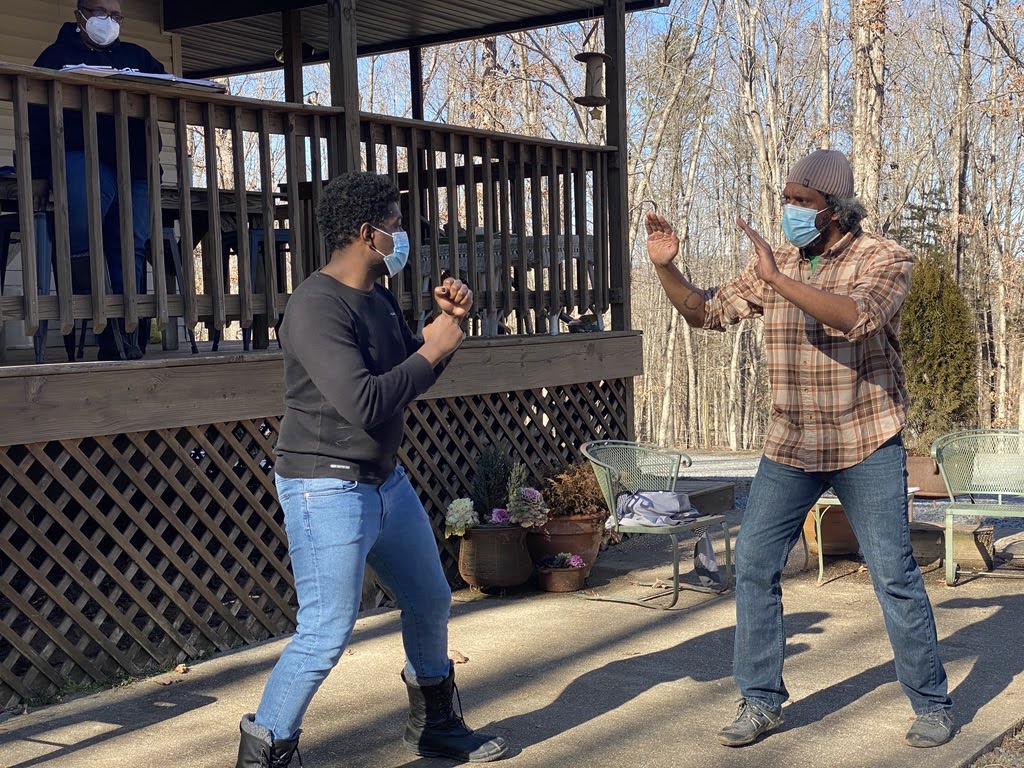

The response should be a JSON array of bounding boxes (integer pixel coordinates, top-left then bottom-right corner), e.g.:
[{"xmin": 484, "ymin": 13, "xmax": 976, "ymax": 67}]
[{"xmin": 30, "ymin": 22, "xmax": 165, "ymax": 181}]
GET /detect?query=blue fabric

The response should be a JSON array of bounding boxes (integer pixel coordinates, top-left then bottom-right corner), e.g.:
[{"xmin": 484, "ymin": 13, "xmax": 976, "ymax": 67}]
[
  {"xmin": 64, "ymin": 151, "xmax": 148, "ymax": 353},
  {"xmin": 254, "ymin": 466, "xmax": 453, "ymax": 741},
  {"xmin": 732, "ymin": 436, "xmax": 952, "ymax": 715}
]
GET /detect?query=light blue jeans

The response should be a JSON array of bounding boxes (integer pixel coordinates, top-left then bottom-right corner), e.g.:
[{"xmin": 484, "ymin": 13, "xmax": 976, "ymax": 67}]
[
  {"xmin": 255, "ymin": 467, "xmax": 453, "ymax": 741},
  {"xmin": 733, "ymin": 435, "xmax": 951, "ymax": 715}
]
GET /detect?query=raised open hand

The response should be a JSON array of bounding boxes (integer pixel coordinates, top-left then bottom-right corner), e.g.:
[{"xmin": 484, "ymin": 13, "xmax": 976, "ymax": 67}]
[
  {"xmin": 645, "ymin": 212, "xmax": 680, "ymax": 267},
  {"xmin": 737, "ymin": 217, "xmax": 780, "ymax": 285}
]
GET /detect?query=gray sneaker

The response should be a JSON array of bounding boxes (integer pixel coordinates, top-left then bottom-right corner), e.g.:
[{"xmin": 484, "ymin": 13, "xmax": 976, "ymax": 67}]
[
  {"xmin": 906, "ymin": 709, "xmax": 954, "ymax": 747},
  {"xmin": 717, "ymin": 699, "xmax": 784, "ymax": 747}
]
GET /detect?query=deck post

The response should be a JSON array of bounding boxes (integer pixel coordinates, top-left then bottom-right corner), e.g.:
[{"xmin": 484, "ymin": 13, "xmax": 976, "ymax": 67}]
[
  {"xmin": 604, "ymin": 0, "xmax": 635, "ymax": 438},
  {"xmin": 604, "ymin": 0, "xmax": 630, "ymax": 333},
  {"xmin": 410, "ymin": 47, "xmax": 425, "ymax": 121},
  {"xmin": 328, "ymin": 0, "xmax": 361, "ymax": 173},
  {"xmin": 282, "ymin": 10, "xmax": 304, "ymax": 103}
]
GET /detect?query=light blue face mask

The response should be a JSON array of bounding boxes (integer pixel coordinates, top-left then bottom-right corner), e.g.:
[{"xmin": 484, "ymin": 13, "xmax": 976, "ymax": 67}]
[
  {"xmin": 781, "ymin": 204, "xmax": 830, "ymax": 248},
  {"xmin": 372, "ymin": 227, "xmax": 410, "ymax": 277}
]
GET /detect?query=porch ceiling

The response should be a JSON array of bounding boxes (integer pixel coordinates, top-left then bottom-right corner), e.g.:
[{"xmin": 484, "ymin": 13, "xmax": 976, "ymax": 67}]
[{"xmin": 169, "ymin": 1, "xmax": 669, "ymax": 79}]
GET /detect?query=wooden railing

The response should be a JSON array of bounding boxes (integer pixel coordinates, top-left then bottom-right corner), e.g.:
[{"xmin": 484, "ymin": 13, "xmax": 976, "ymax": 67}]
[
  {"xmin": 0, "ymin": 62, "xmax": 616, "ymax": 360},
  {"xmin": 359, "ymin": 115, "xmax": 613, "ymax": 334}
]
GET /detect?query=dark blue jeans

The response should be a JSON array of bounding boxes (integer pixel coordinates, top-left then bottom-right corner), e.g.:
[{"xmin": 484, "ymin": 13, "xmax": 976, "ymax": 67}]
[
  {"xmin": 64, "ymin": 151, "xmax": 148, "ymax": 354},
  {"xmin": 733, "ymin": 436, "xmax": 951, "ymax": 715}
]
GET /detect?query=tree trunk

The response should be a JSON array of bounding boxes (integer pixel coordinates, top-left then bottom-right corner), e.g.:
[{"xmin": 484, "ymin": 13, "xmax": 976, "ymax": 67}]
[
  {"xmin": 480, "ymin": 37, "xmax": 500, "ymax": 131},
  {"xmin": 683, "ymin": 321, "xmax": 698, "ymax": 446},
  {"xmin": 819, "ymin": 0, "xmax": 832, "ymax": 148},
  {"xmin": 625, "ymin": 0, "xmax": 714, "ymax": 251},
  {"xmin": 727, "ymin": 327, "xmax": 744, "ymax": 450},
  {"xmin": 1019, "ymin": 349, "xmax": 1024, "ymax": 430},
  {"xmin": 656, "ymin": 312, "xmax": 679, "ymax": 446},
  {"xmin": 851, "ymin": 0, "xmax": 887, "ymax": 224},
  {"xmin": 732, "ymin": 0, "xmax": 782, "ymax": 230},
  {"xmin": 995, "ymin": 276, "xmax": 1008, "ymax": 424},
  {"xmin": 951, "ymin": 5, "xmax": 973, "ymax": 284}
]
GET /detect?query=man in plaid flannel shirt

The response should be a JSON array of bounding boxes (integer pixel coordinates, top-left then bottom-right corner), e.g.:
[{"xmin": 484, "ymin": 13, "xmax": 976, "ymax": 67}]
[{"xmin": 645, "ymin": 149, "xmax": 954, "ymax": 750}]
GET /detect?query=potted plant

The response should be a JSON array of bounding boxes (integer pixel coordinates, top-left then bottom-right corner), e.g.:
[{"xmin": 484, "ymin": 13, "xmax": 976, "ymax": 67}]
[
  {"xmin": 527, "ymin": 462, "xmax": 607, "ymax": 578},
  {"xmin": 445, "ymin": 448, "xmax": 546, "ymax": 589},
  {"xmin": 535, "ymin": 552, "xmax": 587, "ymax": 592},
  {"xmin": 898, "ymin": 250, "xmax": 977, "ymax": 497}
]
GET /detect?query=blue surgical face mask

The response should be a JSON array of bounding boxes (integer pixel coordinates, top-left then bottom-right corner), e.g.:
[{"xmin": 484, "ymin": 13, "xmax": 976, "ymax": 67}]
[
  {"xmin": 781, "ymin": 204, "xmax": 830, "ymax": 248},
  {"xmin": 372, "ymin": 227, "xmax": 410, "ymax": 277}
]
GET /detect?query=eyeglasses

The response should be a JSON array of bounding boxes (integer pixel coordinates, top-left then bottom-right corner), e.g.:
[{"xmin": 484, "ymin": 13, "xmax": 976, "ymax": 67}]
[{"xmin": 79, "ymin": 7, "xmax": 125, "ymax": 23}]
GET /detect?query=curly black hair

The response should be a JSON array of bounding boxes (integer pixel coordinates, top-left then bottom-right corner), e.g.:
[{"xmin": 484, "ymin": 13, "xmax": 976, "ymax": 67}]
[
  {"xmin": 317, "ymin": 172, "xmax": 400, "ymax": 254},
  {"xmin": 824, "ymin": 193, "xmax": 868, "ymax": 233}
]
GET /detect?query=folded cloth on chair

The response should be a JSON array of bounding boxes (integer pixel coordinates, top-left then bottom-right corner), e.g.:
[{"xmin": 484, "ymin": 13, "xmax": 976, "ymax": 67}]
[
  {"xmin": 612, "ymin": 490, "xmax": 701, "ymax": 527},
  {"xmin": 612, "ymin": 491, "xmax": 723, "ymax": 588}
]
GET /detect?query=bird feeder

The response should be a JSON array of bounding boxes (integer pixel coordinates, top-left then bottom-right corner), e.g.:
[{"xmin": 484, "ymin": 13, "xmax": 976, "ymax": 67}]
[{"xmin": 574, "ymin": 51, "xmax": 611, "ymax": 119}]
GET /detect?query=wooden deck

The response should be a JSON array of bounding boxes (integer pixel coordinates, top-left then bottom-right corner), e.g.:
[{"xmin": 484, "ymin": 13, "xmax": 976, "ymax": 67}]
[
  {"xmin": 0, "ymin": 63, "xmax": 620, "ymax": 351},
  {"xmin": 0, "ymin": 331, "xmax": 641, "ymax": 446},
  {"xmin": 1, "ymin": 331, "xmax": 642, "ymax": 711}
]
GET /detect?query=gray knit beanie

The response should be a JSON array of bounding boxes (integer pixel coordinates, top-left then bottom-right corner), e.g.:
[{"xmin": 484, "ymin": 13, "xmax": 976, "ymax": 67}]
[{"xmin": 785, "ymin": 149, "xmax": 854, "ymax": 196}]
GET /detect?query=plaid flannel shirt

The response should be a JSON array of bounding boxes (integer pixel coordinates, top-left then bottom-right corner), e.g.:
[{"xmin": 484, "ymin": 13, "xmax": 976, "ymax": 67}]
[{"xmin": 703, "ymin": 228, "xmax": 913, "ymax": 471}]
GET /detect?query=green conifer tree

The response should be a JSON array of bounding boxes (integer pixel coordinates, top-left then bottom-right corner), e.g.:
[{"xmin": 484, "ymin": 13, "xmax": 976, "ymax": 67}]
[{"xmin": 899, "ymin": 250, "xmax": 977, "ymax": 453}]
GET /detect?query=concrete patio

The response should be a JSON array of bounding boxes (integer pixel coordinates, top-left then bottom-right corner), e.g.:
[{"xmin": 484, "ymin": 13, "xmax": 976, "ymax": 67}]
[{"xmin": 2, "ymin": 516, "xmax": 1023, "ymax": 768}]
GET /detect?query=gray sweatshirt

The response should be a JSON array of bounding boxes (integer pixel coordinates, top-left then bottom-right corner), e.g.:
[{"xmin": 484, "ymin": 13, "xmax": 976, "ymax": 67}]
[{"xmin": 273, "ymin": 271, "xmax": 438, "ymax": 484}]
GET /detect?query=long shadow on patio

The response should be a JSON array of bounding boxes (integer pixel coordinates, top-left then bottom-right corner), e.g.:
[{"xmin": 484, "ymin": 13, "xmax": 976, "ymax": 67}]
[
  {"xmin": 781, "ymin": 593, "xmax": 1024, "ymax": 734},
  {"xmin": 459, "ymin": 610, "xmax": 829, "ymax": 761}
]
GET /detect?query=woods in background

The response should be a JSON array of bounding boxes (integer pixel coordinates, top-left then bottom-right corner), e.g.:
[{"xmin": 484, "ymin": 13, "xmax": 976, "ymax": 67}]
[{"xmin": 236, "ymin": 0, "xmax": 1024, "ymax": 449}]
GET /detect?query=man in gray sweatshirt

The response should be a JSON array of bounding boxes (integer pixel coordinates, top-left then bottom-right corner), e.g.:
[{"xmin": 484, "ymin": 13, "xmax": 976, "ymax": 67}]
[{"xmin": 234, "ymin": 172, "xmax": 508, "ymax": 767}]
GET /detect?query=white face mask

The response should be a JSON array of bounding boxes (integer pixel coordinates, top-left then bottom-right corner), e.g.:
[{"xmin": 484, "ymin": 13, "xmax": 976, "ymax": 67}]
[{"xmin": 82, "ymin": 15, "xmax": 121, "ymax": 47}]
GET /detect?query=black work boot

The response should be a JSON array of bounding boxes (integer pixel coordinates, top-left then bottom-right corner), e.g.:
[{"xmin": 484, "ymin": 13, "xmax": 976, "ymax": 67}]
[
  {"xmin": 236, "ymin": 714, "xmax": 301, "ymax": 767},
  {"xmin": 402, "ymin": 665, "xmax": 508, "ymax": 763}
]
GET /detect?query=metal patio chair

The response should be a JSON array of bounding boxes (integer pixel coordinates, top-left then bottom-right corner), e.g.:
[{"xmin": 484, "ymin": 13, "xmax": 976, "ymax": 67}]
[
  {"xmin": 932, "ymin": 429, "xmax": 1024, "ymax": 586},
  {"xmin": 581, "ymin": 439, "xmax": 733, "ymax": 609}
]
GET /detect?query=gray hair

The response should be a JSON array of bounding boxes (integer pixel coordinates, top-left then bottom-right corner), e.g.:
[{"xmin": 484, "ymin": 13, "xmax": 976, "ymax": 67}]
[{"xmin": 824, "ymin": 194, "xmax": 868, "ymax": 233}]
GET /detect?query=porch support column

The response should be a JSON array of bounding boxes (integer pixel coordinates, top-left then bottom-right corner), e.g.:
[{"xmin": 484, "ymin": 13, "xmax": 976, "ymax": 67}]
[
  {"xmin": 328, "ymin": 0, "xmax": 361, "ymax": 172},
  {"xmin": 604, "ymin": 0, "xmax": 635, "ymax": 440},
  {"xmin": 604, "ymin": 0, "xmax": 630, "ymax": 332},
  {"xmin": 410, "ymin": 46, "xmax": 425, "ymax": 121},
  {"xmin": 282, "ymin": 9, "xmax": 304, "ymax": 103}
]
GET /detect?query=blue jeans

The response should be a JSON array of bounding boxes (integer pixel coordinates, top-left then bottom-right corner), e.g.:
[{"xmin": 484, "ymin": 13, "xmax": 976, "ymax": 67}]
[
  {"xmin": 255, "ymin": 467, "xmax": 453, "ymax": 741},
  {"xmin": 733, "ymin": 436, "xmax": 951, "ymax": 715},
  {"xmin": 64, "ymin": 151, "xmax": 149, "ymax": 353}
]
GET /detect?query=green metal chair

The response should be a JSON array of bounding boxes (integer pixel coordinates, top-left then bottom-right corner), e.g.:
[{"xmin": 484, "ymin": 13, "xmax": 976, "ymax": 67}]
[
  {"xmin": 931, "ymin": 429, "xmax": 1024, "ymax": 586},
  {"xmin": 580, "ymin": 439, "xmax": 733, "ymax": 609}
]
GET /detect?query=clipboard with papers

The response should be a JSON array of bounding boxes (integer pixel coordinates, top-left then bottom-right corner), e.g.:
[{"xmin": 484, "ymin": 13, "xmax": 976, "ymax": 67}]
[{"xmin": 60, "ymin": 64, "xmax": 227, "ymax": 93}]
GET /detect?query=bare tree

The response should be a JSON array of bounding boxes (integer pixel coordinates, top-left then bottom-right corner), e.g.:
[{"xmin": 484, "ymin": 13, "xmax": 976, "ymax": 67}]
[{"xmin": 851, "ymin": 0, "xmax": 887, "ymax": 225}]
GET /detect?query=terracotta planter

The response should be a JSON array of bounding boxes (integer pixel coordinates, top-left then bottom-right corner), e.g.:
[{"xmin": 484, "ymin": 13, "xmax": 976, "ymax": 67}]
[
  {"xmin": 802, "ymin": 506, "xmax": 859, "ymax": 556},
  {"xmin": 527, "ymin": 514, "xmax": 605, "ymax": 578},
  {"xmin": 905, "ymin": 455, "xmax": 948, "ymax": 498},
  {"xmin": 536, "ymin": 566, "xmax": 587, "ymax": 593},
  {"xmin": 458, "ymin": 525, "xmax": 533, "ymax": 589}
]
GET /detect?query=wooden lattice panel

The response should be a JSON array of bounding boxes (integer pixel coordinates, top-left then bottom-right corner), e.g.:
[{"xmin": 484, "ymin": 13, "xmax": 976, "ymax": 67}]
[
  {"xmin": 0, "ymin": 379, "xmax": 631, "ymax": 710},
  {"xmin": 0, "ymin": 419, "xmax": 295, "ymax": 712},
  {"xmin": 401, "ymin": 380, "xmax": 632, "ymax": 577}
]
